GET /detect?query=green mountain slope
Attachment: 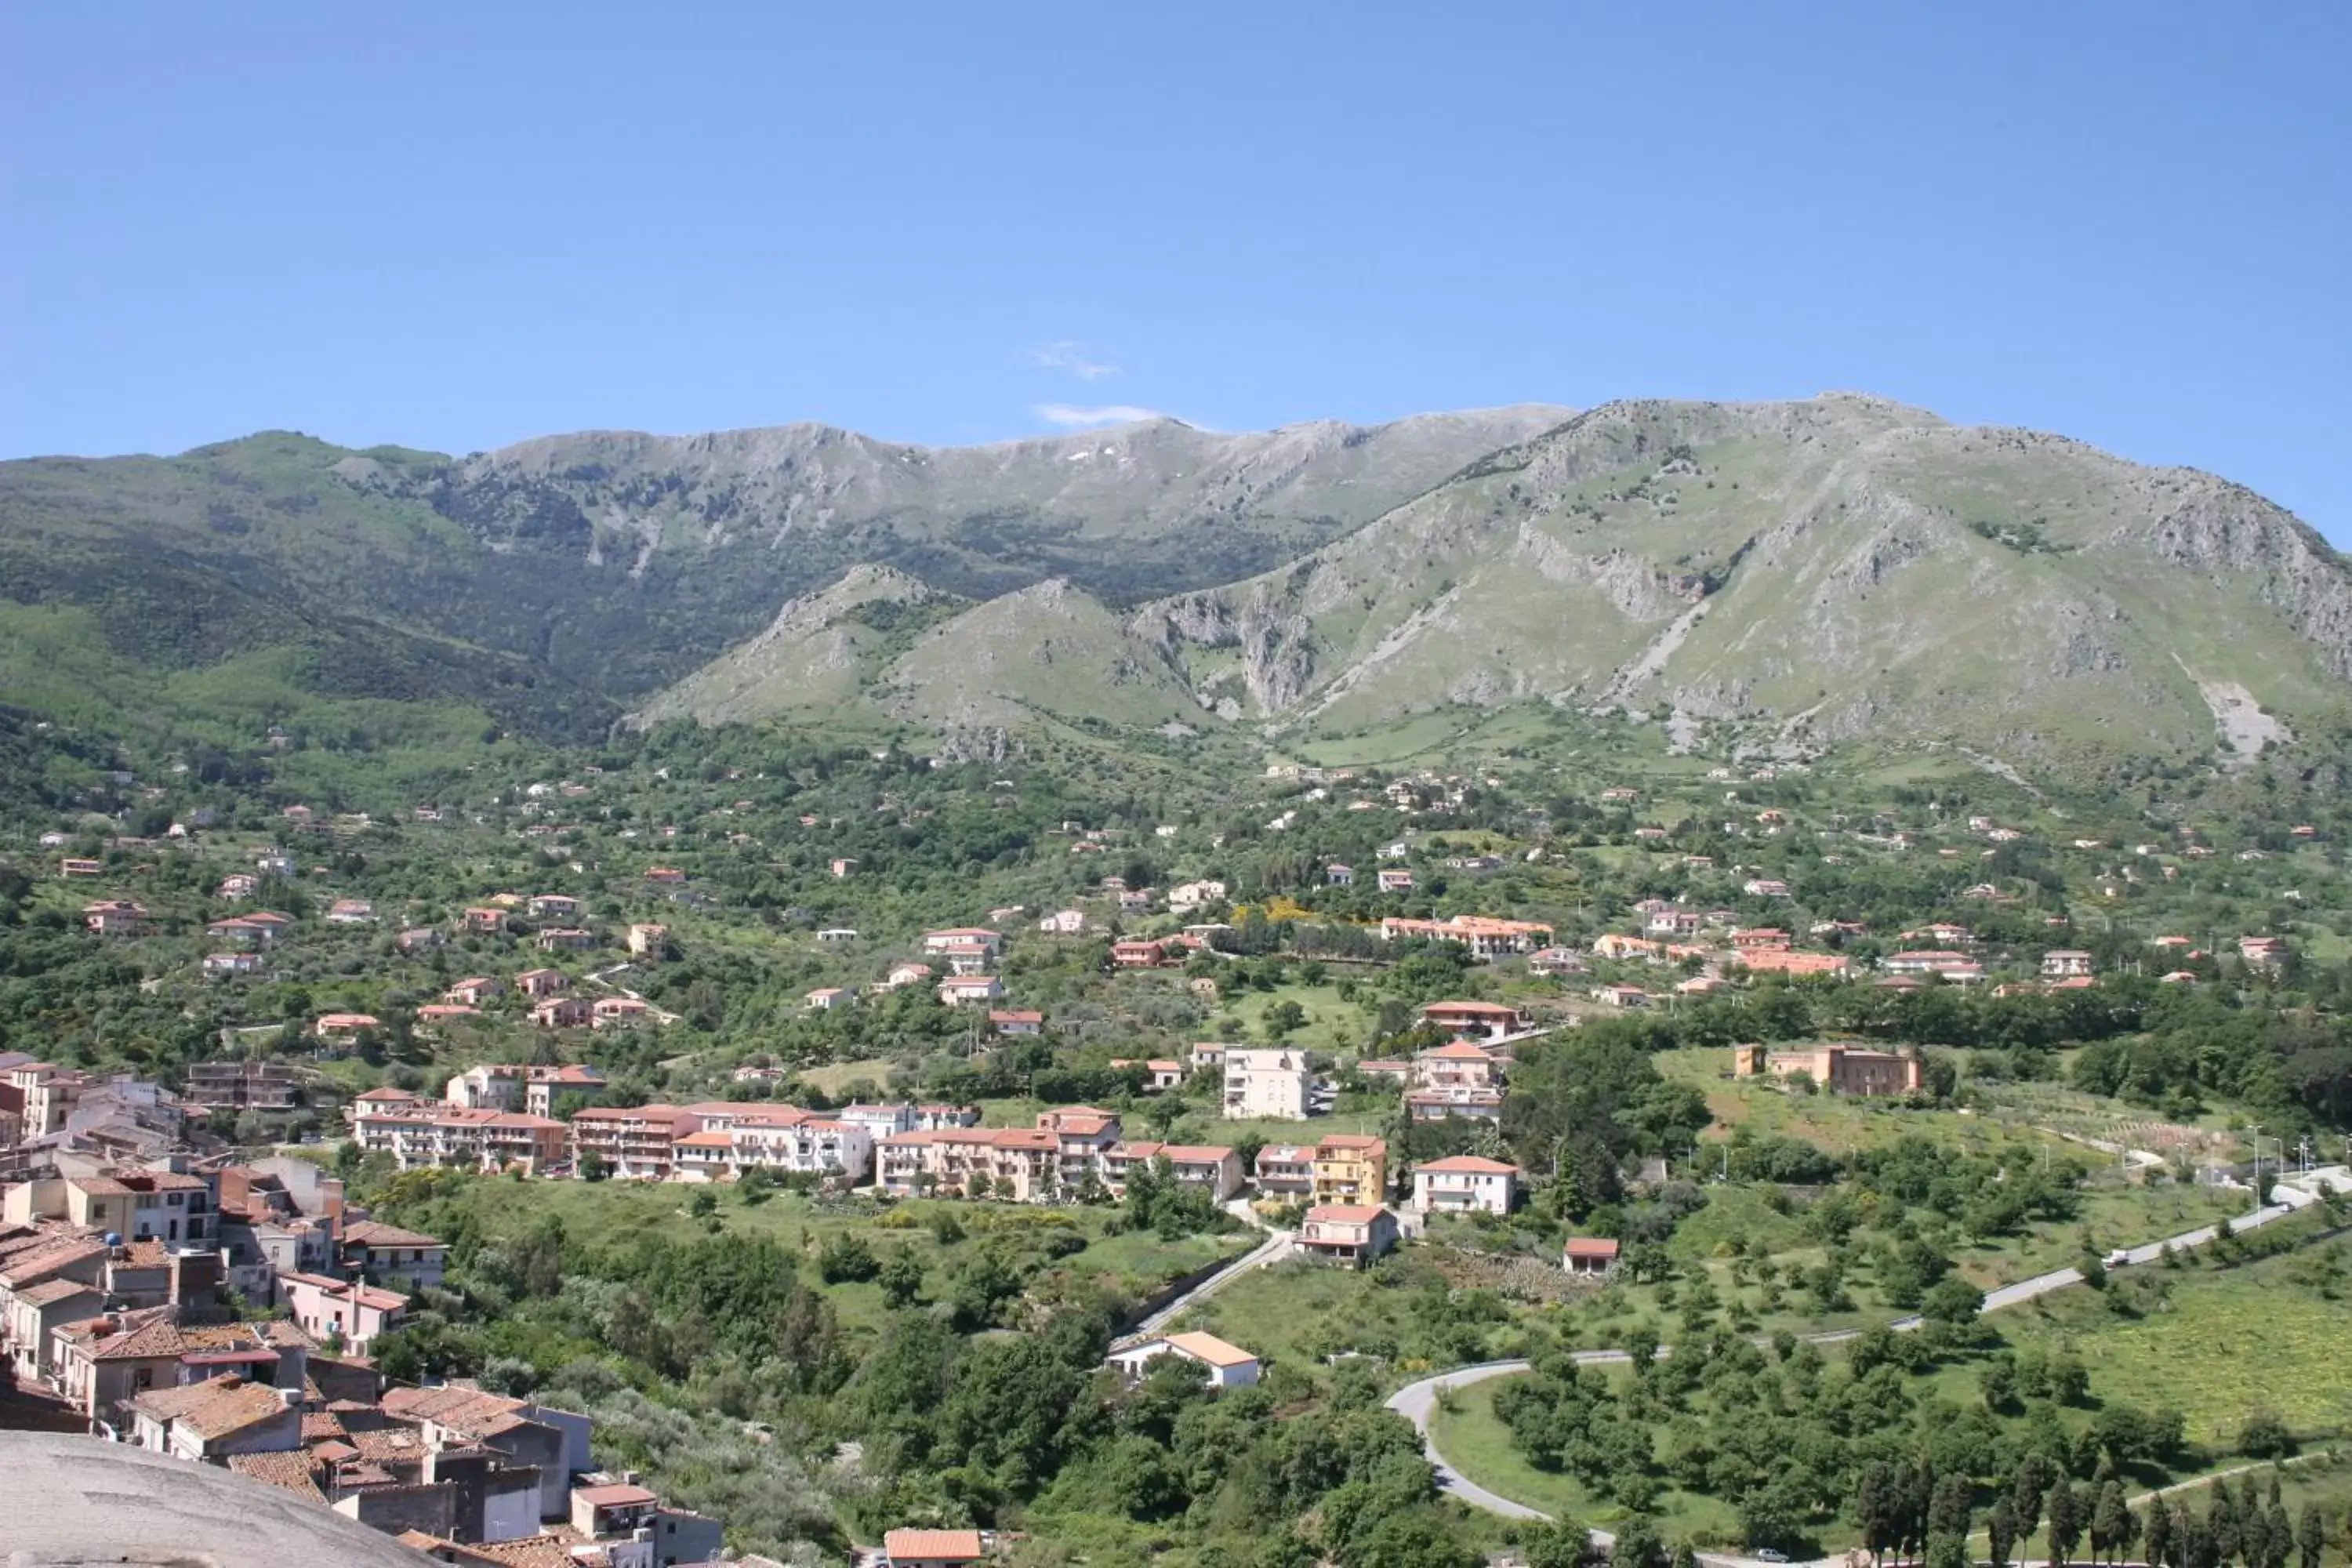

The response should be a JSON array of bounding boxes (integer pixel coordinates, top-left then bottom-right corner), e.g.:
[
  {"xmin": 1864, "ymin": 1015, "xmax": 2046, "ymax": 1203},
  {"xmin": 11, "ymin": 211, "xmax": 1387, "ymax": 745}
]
[
  {"xmin": 0, "ymin": 412, "xmax": 1559, "ymax": 740},
  {"xmin": 1118, "ymin": 396, "xmax": 2352, "ymax": 769},
  {"xmin": 9, "ymin": 397, "xmax": 2348, "ymax": 777}
]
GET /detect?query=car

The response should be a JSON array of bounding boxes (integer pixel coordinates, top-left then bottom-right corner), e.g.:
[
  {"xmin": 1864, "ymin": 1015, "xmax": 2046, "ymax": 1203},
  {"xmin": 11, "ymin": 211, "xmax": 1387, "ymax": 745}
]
[
  {"xmin": 2103, "ymin": 1248, "xmax": 2131, "ymax": 1269},
  {"xmin": 1755, "ymin": 1550, "xmax": 1790, "ymax": 1563}
]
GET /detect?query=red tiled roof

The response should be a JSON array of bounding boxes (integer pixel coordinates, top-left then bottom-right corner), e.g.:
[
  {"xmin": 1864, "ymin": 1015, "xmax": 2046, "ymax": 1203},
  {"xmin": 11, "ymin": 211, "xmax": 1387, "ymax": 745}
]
[{"xmin": 884, "ymin": 1529, "xmax": 985, "ymax": 1562}]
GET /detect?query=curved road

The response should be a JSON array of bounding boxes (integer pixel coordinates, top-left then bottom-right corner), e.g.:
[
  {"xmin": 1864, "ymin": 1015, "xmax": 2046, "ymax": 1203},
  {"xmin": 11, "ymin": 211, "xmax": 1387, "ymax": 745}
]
[{"xmin": 1389, "ymin": 1169, "xmax": 2333, "ymax": 1557}]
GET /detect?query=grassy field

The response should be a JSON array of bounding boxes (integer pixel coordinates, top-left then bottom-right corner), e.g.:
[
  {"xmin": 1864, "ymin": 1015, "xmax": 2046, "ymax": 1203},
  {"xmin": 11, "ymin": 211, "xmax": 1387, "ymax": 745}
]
[
  {"xmin": 797, "ymin": 1056, "xmax": 900, "ymax": 1095},
  {"xmin": 1213, "ymin": 979, "xmax": 1367, "ymax": 1054},
  {"xmin": 1984, "ymin": 1231, "xmax": 2352, "ymax": 1447},
  {"xmin": 1429, "ymin": 1372, "xmax": 1740, "ymax": 1539},
  {"xmin": 419, "ymin": 1175, "xmax": 1250, "ymax": 1337}
]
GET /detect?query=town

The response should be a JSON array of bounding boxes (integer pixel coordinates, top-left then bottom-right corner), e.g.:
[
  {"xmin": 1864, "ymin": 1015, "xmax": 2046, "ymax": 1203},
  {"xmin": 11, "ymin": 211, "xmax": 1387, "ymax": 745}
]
[{"xmin": 5, "ymin": 716, "xmax": 2348, "ymax": 1566}]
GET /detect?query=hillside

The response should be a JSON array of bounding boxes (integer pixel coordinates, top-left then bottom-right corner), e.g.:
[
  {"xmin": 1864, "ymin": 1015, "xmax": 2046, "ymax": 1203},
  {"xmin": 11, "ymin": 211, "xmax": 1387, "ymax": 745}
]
[
  {"xmin": 1120, "ymin": 396, "xmax": 2352, "ymax": 767},
  {"xmin": 6, "ymin": 396, "xmax": 2349, "ymax": 776},
  {"xmin": 0, "ymin": 411, "xmax": 1559, "ymax": 743}
]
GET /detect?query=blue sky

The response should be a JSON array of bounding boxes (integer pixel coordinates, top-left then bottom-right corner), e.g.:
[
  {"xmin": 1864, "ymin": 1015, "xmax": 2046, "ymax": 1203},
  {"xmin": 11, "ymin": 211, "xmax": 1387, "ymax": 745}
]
[{"xmin": 4, "ymin": 5, "xmax": 2347, "ymax": 535}]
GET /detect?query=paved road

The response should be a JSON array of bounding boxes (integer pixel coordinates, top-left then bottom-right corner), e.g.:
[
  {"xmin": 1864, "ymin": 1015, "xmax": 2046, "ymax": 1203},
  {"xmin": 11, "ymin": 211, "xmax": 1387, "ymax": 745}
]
[
  {"xmin": 1115, "ymin": 1199, "xmax": 1297, "ymax": 1347},
  {"xmin": 1389, "ymin": 1166, "xmax": 2340, "ymax": 1560}
]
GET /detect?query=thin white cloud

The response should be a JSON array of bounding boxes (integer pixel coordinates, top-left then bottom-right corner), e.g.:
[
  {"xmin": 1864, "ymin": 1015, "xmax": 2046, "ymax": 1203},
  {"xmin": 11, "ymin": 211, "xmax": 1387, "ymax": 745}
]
[
  {"xmin": 1028, "ymin": 341, "xmax": 1120, "ymax": 381},
  {"xmin": 1036, "ymin": 403, "xmax": 1164, "ymax": 428}
]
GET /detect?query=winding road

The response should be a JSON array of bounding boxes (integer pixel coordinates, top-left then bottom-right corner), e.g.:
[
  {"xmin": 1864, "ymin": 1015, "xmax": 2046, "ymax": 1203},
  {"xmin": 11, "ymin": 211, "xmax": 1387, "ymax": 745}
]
[{"xmin": 1386, "ymin": 1166, "xmax": 2339, "ymax": 1560}]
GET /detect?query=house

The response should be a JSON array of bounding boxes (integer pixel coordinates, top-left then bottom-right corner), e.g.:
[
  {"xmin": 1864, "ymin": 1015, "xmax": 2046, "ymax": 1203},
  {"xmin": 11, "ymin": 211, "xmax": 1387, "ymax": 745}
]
[
  {"xmin": 1100, "ymin": 1141, "xmax": 1243, "ymax": 1200},
  {"xmin": 1298, "ymin": 1204, "xmax": 1398, "ymax": 1267},
  {"xmin": 883, "ymin": 961, "xmax": 935, "ymax": 990},
  {"xmin": 1882, "ymin": 951, "xmax": 1985, "ymax": 982},
  {"xmin": 129, "ymin": 1373, "xmax": 304, "ymax": 1463},
  {"xmin": 1900, "ymin": 922, "xmax": 1976, "ymax": 947},
  {"xmin": 1189, "ymin": 1040, "xmax": 1228, "ymax": 1070},
  {"xmin": 935, "ymin": 941, "xmax": 995, "ymax": 977},
  {"xmin": 281, "ymin": 1272, "xmax": 408, "ymax": 1354},
  {"xmin": 325, "ymin": 898, "xmax": 375, "ymax": 925},
  {"xmin": 1590, "ymin": 984, "xmax": 1649, "ymax": 1008},
  {"xmin": 1563, "ymin": 1237, "xmax": 1621, "ymax": 1276},
  {"xmin": 526, "ymin": 894, "xmax": 579, "ymax": 920},
  {"xmin": 626, "ymin": 923, "xmax": 669, "ymax": 958},
  {"xmin": 445, "ymin": 976, "xmax": 506, "ymax": 1007},
  {"xmin": 1405, "ymin": 1086, "xmax": 1505, "ymax": 1123},
  {"xmin": 339, "ymin": 1221, "xmax": 448, "ymax": 1291},
  {"xmin": 644, "ymin": 866, "xmax": 686, "ymax": 884},
  {"xmin": 923, "ymin": 927, "xmax": 1004, "ymax": 959},
  {"xmin": 1733, "ymin": 949, "xmax": 1852, "ymax": 978},
  {"xmin": 396, "ymin": 927, "xmax": 441, "ymax": 954},
  {"xmin": 313, "ymin": 1013, "xmax": 381, "ymax": 1042},
  {"xmin": 1412, "ymin": 1039, "xmax": 1504, "ymax": 1093},
  {"xmin": 1733, "ymin": 1044, "xmax": 1922, "ymax": 1097},
  {"xmin": 815, "ymin": 927, "xmax": 860, "ymax": 944},
  {"xmin": 59, "ymin": 858, "xmax": 105, "ymax": 878},
  {"xmin": 937, "ymin": 975, "xmax": 1004, "ymax": 1007},
  {"xmin": 203, "ymin": 951, "xmax": 261, "ymax": 978},
  {"xmin": 350, "ymin": 1105, "xmax": 568, "ymax": 1174},
  {"xmin": 415, "ymin": 1004, "xmax": 479, "ymax": 1027},
  {"xmin": 1378, "ymin": 915, "xmax": 1554, "ymax": 960},
  {"xmin": 1420, "ymin": 1000, "xmax": 1525, "ymax": 1044},
  {"xmin": 829, "ymin": 858, "xmax": 858, "ymax": 879},
  {"xmin": 84, "ymin": 900, "xmax": 151, "ymax": 936},
  {"xmin": 532, "ymin": 996, "xmax": 595, "ymax": 1029},
  {"xmin": 1375, "ymin": 868, "xmax": 1414, "ymax": 893},
  {"xmin": 461, "ymin": 907, "xmax": 506, "ymax": 935},
  {"xmin": 1167, "ymin": 880, "xmax": 1228, "ymax": 914},
  {"xmin": 1037, "ymin": 909, "xmax": 1087, "ymax": 935},
  {"xmin": 1112, "ymin": 1059, "xmax": 1186, "ymax": 1092},
  {"xmin": 1732, "ymin": 927, "xmax": 1791, "ymax": 953},
  {"xmin": 1741, "ymin": 878, "xmax": 1791, "ymax": 898},
  {"xmin": 1528, "ymin": 946, "xmax": 1585, "ymax": 977},
  {"xmin": 1325, "ymin": 863, "xmax": 1355, "ymax": 887},
  {"xmin": 2239, "ymin": 935, "xmax": 2288, "ymax": 970},
  {"xmin": 1106, "ymin": 1330, "xmax": 1261, "ymax": 1389},
  {"xmin": 989, "ymin": 1009, "xmax": 1044, "ymax": 1036},
  {"xmin": 514, "ymin": 967, "xmax": 568, "ymax": 998},
  {"xmin": 1412, "ymin": 1155, "xmax": 1521, "ymax": 1216},
  {"xmin": 1312, "ymin": 1134, "xmax": 1387, "ymax": 1204},
  {"xmin": 591, "ymin": 996, "xmax": 655, "ymax": 1029},
  {"xmin": 1643, "ymin": 907, "xmax": 1704, "ymax": 938},
  {"xmin": 217, "ymin": 873, "xmax": 260, "ymax": 898},
  {"xmin": 572, "ymin": 1105, "xmax": 699, "ymax": 1180},
  {"xmin": 1222, "ymin": 1048, "xmax": 1310, "ymax": 1120},
  {"xmin": 535, "ymin": 927, "xmax": 598, "ymax": 953},
  {"xmin": 884, "ymin": 1529, "xmax": 988, "ymax": 1568},
  {"xmin": 1111, "ymin": 938, "xmax": 1171, "ymax": 969},
  {"xmin": 2041, "ymin": 950, "xmax": 2095, "ymax": 978},
  {"xmin": 804, "ymin": 986, "xmax": 855, "ymax": 1011},
  {"xmin": 1591, "ymin": 933, "xmax": 1660, "ymax": 961}
]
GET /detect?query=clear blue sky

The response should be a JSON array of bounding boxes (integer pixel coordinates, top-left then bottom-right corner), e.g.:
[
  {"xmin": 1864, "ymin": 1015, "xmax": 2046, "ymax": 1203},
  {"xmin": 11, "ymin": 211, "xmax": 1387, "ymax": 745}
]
[{"xmin": 5, "ymin": 5, "xmax": 2347, "ymax": 534}]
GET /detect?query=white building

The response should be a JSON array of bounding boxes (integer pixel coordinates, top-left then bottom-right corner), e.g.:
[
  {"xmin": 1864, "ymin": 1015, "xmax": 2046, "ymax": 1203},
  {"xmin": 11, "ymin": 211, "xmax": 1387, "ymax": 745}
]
[
  {"xmin": 1221, "ymin": 1047, "xmax": 1311, "ymax": 1121},
  {"xmin": 1105, "ymin": 1331, "xmax": 1261, "ymax": 1390},
  {"xmin": 1410, "ymin": 1155, "xmax": 1520, "ymax": 1217}
]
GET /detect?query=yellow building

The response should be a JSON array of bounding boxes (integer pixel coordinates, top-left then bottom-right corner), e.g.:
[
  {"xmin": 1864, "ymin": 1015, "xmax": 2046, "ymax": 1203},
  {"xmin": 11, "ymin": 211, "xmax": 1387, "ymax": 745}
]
[{"xmin": 1310, "ymin": 1135, "xmax": 1388, "ymax": 1205}]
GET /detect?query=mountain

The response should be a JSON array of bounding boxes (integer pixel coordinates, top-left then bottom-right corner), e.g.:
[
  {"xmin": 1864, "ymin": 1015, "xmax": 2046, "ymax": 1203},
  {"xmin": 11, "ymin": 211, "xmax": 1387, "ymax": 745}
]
[
  {"xmin": 5, "ymin": 397, "xmax": 2347, "ymax": 775},
  {"xmin": 1120, "ymin": 395, "xmax": 2352, "ymax": 765},
  {"xmin": 0, "ymin": 411, "xmax": 1563, "ymax": 742}
]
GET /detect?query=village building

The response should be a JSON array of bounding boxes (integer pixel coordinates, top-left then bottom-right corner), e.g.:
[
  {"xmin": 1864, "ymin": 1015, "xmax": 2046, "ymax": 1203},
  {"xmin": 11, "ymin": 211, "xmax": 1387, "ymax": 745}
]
[
  {"xmin": 1377, "ymin": 914, "xmax": 1554, "ymax": 960},
  {"xmin": 1563, "ymin": 1237, "xmax": 1621, "ymax": 1276},
  {"xmin": 1733, "ymin": 1043, "xmax": 1923, "ymax": 1097},
  {"xmin": 1410, "ymin": 1155, "xmax": 1520, "ymax": 1216},
  {"xmin": 1105, "ymin": 1330, "xmax": 1261, "ymax": 1389},
  {"xmin": 1222, "ymin": 1047, "xmax": 1310, "ymax": 1120},
  {"xmin": 1298, "ymin": 1204, "xmax": 1398, "ymax": 1267}
]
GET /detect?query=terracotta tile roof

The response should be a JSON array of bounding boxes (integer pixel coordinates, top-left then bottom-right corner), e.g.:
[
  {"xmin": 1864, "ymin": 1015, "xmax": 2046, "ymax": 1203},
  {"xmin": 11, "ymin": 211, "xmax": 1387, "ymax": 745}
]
[
  {"xmin": 228, "ymin": 1448, "xmax": 328, "ymax": 1501},
  {"xmin": 575, "ymin": 1482, "xmax": 659, "ymax": 1508},
  {"xmin": 13, "ymin": 1276, "xmax": 103, "ymax": 1308},
  {"xmin": 884, "ymin": 1529, "xmax": 986, "ymax": 1562},
  {"xmin": 1304, "ymin": 1204, "xmax": 1388, "ymax": 1225},
  {"xmin": 180, "ymin": 1377, "xmax": 299, "ymax": 1439},
  {"xmin": 303, "ymin": 1410, "xmax": 349, "ymax": 1442},
  {"xmin": 0, "ymin": 1239, "xmax": 107, "ymax": 1290},
  {"xmin": 379, "ymin": 1383, "xmax": 530, "ymax": 1439},
  {"xmin": 340, "ymin": 1221, "xmax": 444, "ymax": 1250},
  {"xmin": 1415, "ymin": 1156, "xmax": 1521, "ymax": 1174}
]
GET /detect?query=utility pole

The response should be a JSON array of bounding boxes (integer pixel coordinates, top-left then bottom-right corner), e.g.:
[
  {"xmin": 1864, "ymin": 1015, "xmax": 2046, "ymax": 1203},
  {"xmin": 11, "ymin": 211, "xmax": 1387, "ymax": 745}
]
[{"xmin": 2250, "ymin": 1124, "xmax": 2263, "ymax": 1196}]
